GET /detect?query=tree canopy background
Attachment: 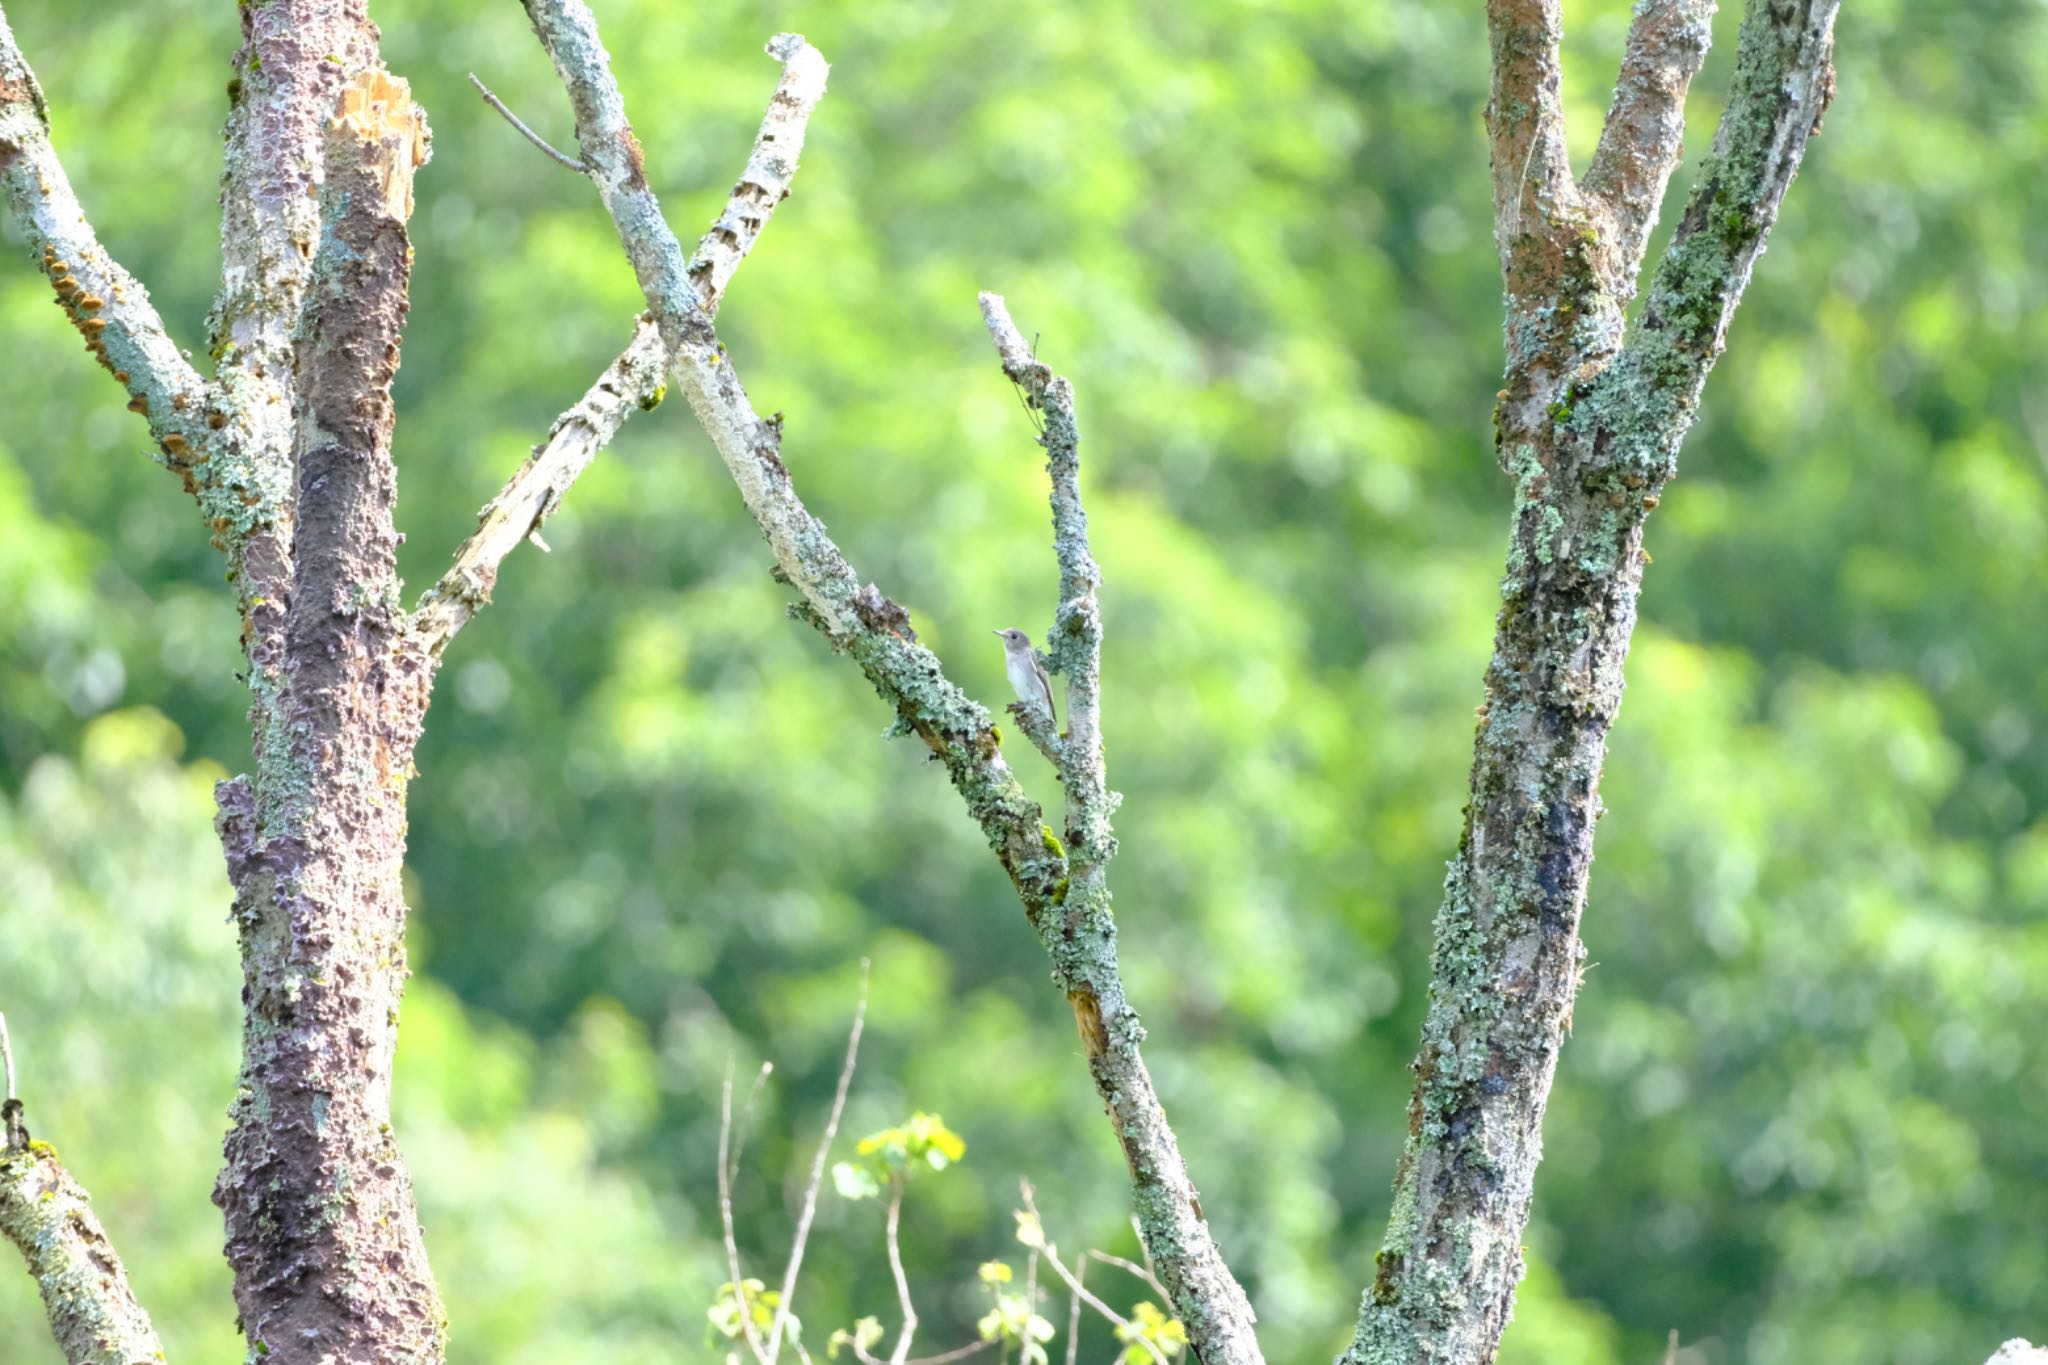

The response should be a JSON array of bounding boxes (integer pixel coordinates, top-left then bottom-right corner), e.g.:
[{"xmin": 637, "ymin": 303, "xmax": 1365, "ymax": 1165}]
[{"xmin": 1, "ymin": 1, "xmax": 2042, "ymax": 1361}]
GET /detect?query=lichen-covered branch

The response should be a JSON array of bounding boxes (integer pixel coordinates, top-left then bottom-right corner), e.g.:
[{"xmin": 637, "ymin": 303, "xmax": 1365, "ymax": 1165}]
[
  {"xmin": 204, "ymin": 0, "xmax": 385, "ymax": 688},
  {"xmin": 210, "ymin": 0, "xmax": 378, "ymax": 406},
  {"xmin": 978, "ymin": 298, "xmax": 1261, "ymax": 1362},
  {"xmin": 0, "ymin": 11, "xmax": 210, "ymax": 463},
  {"xmin": 2, "ymin": 1097, "xmax": 166, "ymax": 1364},
  {"xmin": 1345, "ymin": 6, "xmax": 1840, "ymax": 1364},
  {"xmin": 517, "ymin": 7, "xmax": 1260, "ymax": 1359},
  {"xmin": 212, "ymin": 65, "xmax": 447, "ymax": 1365},
  {"xmin": 1583, "ymin": 0, "xmax": 1715, "ymax": 280},
  {"xmin": 414, "ymin": 34, "xmax": 824, "ymax": 655},
  {"xmin": 979, "ymin": 295, "xmax": 1116, "ymax": 879},
  {"xmin": 0, "ymin": 4, "xmax": 287, "ymax": 569},
  {"xmin": 410, "ymin": 315, "xmax": 666, "ymax": 654}
]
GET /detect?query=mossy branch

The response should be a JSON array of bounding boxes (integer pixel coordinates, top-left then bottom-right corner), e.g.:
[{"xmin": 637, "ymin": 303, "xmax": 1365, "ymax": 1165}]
[{"xmin": 0, "ymin": 1018, "xmax": 166, "ymax": 1365}]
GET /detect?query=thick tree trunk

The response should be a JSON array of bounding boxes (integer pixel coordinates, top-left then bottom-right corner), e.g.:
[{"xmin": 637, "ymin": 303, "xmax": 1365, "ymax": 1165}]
[{"xmin": 210, "ymin": 48, "xmax": 445, "ymax": 1365}]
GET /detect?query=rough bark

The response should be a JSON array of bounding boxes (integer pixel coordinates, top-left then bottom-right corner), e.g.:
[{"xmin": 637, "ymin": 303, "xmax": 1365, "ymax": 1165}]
[
  {"xmin": 1343, "ymin": 4, "xmax": 1839, "ymax": 1364},
  {"xmin": 515, "ymin": 6, "xmax": 1262, "ymax": 1359},
  {"xmin": 211, "ymin": 65, "xmax": 445, "ymax": 1365}
]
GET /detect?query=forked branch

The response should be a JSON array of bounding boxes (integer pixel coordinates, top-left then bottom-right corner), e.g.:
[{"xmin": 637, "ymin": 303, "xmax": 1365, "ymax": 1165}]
[
  {"xmin": 415, "ymin": 33, "xmax": 827, "ymax": 657},
  {"xmin": 516, "ymin": 4, "xmax": 1261, "ymax": 1358}
]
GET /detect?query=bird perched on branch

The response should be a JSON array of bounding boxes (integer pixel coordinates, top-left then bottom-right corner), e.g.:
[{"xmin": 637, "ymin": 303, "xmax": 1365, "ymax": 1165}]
[{"xmin": 994, "ymin": 628, "xmax": 1056, "ymax": 727}]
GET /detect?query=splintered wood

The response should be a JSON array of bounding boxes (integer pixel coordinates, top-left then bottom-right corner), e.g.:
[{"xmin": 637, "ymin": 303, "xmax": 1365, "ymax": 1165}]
[{"xmin": 331, "ymin": 69, "xmax": 428, "ymax": 220}]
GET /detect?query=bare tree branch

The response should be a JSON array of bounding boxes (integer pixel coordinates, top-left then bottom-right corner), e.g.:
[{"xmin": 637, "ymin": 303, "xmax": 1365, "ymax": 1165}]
[
  {"xmin": 1584, "ymin": 0, "xmax": 1716, "ymax": 281},
  {"xmin": 513, "ymin": 7, "xmax": 1260, "ymax": 1358},
  {"xmin": 0, "ymin": 11, "xmax": 210, "ymax": 448},
  {"xmin": 719, "ymin": 1059, "xmax": 774, "ymax": 1365},
  {"xmin": 883, "ymin": 1178, "xmax": 918, "ymax": 1365},
  {"xmin": 1485, "ymin": 0, "xmax": 1579, "ymax": 290},
  {"xmin": 687, "ymin": 33, "xmax": 829, "ymax": 309},
  {"xmin": 468, "ymin": 71, "xmax": 590, "ymax": 171},
  {"xmin": 417, "ymin": 35, "xmax": 825, "ymax": 656},
  {"xmin": 1345, "ymin": 4, "xmax": 1841, "ymax": 1363},
  {"xmin": 0, "ymin": 6, "xmax": 279, "ymax": 552},
  {"xmin": 409, "ymin": 315, "xmax": 666, "ymax": 655},
  {"xmin": 0, "ymin": 1020, "xmax": 167, "ymax": 1365}
]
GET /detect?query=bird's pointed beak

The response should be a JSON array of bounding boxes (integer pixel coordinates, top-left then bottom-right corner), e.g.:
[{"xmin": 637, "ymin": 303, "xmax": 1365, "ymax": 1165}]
[{"xmin": 992, "ymin": 630, "xmax": 1004, "ymax": 637}]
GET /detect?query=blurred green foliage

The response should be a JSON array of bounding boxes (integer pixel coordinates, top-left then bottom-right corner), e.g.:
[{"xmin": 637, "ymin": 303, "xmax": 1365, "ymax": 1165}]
[{"xmin": 1, "ymin": 1, "xmax": 2043, "ymax": 1362}]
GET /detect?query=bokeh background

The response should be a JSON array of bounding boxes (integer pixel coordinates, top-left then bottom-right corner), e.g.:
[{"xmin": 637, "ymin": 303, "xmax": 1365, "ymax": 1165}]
[{"xmin": 2, "ymin": 0, "xmax": 2044, "ymax": 1361}]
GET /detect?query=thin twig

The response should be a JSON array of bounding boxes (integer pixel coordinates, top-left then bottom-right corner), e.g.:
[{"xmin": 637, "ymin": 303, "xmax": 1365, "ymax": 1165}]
[
  {"xmin": 1019, "ymin": 1181, "xmax": 1167, "ymax": 1365},
  {"xmin": 1086, "ymin": 1248, "xmax": 1168, "ymax": 1304},
  {"xmin": 469, "ymin": 72, "xmax": 590, "ymax": 171},
  {"xmin": 885, "ymin": 1176, "xmax": 918, "ymax": 1365},
  {"xmin": 1063, "ymin": 1258, "xmax": 1082, "ymax": 1365},
  {"xmin": 0, "ymin": 1013, "xmax": 14, "ymax": 1102},
  {"xmin": 1664, "ymin": 1328, "xmax": 1680, "ymax": 1365},
  {"xmin": 856, "ymin": 1340, "xmax": 994, "ymax": 1365},
  {"xmin": 729, "ymin": 1059, "xmax": 775, "ymax": 1187},
  {"xmin": 719, "ymin": 1058, "xmax": 770, "ymax": 1364},
  {"xmin": 766, "ymin": 961, "xmax": 870, "ymax": 1360}
]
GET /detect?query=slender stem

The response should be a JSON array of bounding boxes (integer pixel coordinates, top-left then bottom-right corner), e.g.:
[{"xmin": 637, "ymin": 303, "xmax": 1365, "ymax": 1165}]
[
  {"xmin": 730, "ymin": 1060, "xmax": 774, "ymax": 1188},
  {"xmin": 718, "ymin": 1058, "xmax": 770, "ymax": 1364},
  {"xmin": 766, "ymin": 961, "xmax": 869, "ymax": 1361},
  {"xmin": 884, "ymin": 1177, "xmax": 918, "ymax": 1365},
  {"xmin": 469, "ymin": 71, "xmax": 590, "ymax": 171},
  {"xmin": 1085, "ymin": 1248, "xmax": 1168, "ymax": 1304},
  {"xmin": 1063, "ymin": 1261, "xmax": 1082, "ymax": 1365},
  {"xmin": 1019, "ymin": 1182, "xmax": 1166, "ymax": 1365}
]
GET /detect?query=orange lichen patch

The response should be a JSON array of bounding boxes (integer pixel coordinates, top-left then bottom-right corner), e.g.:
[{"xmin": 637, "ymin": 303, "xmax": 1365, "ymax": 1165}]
[
  {"xmin": 127, "ymin": 394, "xmax": 148, "ymax": 415},
  {"xmin": 79, "ymin": 318, "xmax": 105, "ymax": 337},
  {"xmin": 76, "ymin": 294, "xmax": 103, "ymax": 311},
  {"xmin": 330, "ymin": 69, "xmax": 429, "ymax": 220},
  {"xmin": 163, "ymin": 433, "xmax": 191, "ymax": 458}
]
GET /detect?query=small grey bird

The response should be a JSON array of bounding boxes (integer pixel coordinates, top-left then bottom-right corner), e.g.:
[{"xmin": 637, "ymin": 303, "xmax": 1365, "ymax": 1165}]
[{"xmin": 994, "ymin": 628, "xmax": 1056, "ymax": 724}]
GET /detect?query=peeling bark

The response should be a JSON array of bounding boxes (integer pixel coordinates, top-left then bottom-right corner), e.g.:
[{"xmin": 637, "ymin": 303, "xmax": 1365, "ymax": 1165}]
[{"xmin": 211, "ymin": 65, "xmax": 445, "ymax": 1365}]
